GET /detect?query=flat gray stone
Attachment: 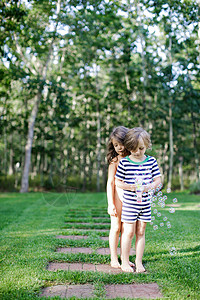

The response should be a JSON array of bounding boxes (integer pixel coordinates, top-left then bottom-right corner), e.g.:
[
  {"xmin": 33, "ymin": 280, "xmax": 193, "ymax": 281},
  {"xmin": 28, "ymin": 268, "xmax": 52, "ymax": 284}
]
[
  {"xmin": 40, "ymin": 284, "xmax": 94, "ymax": 298},
  {"xmin": 40, "ymin": 285, "xmax": 67, "ymax": 297},
  {"xmin": 66, "ymin": 284, "xmax": 94, "ymax": 298},
  {"xmin": 56, "ymin": 235, "xmax": 88, "ymax": 240},
  {"xmin": 57, "ymin": 247, "xmax": 93, "ymax": 254},
  {"xmin": 47, "ymin": 262, "xmax": 123, "ymax": 273},
  {"xmin": 41, "ymin": 283, "xmax": 162, "ymax": 299},
  {"xmin": 100, "ymin": 236, "xmax": 109, "ymax": 241},
  {"xmin": 105, "ymin": 283, "xmax": 163, "ymax": 299},
  {"xmin": 56, "ymin": 247, "xmax": 136, "ymax": 256}
]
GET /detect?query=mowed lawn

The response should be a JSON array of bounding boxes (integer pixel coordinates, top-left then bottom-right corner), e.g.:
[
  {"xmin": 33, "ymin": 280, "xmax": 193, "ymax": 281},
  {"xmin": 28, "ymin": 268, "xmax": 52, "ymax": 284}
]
[{"xmin": 0, "ymin": 191, "xmax": 199, "ymax": 299}]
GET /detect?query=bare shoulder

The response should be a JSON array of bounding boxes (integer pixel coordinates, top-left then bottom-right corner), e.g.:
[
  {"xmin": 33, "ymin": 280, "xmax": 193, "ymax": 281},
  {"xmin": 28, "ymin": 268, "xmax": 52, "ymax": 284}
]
[
  {"xmin": 108, "ymin": 157, "xmax": 119, "ymax": 174},
  {"xmin": 110, "ymin": 156, "xmax": 119, "ymax": 165}
]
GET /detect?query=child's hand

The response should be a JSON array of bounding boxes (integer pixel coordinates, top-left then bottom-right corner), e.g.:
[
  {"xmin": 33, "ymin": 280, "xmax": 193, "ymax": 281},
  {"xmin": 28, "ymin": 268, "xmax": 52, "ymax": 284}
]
[
  {"xmin": 143, "ymin": 184, "xmax": 153, "ymax": 193},
  {"xmin": 130, "ymin": 184, "xmax": 136, "ymax": 191},
  {"xmin": 108, "ymin": 204, "xmax": 117, "ymax": 216},
  {"xmin": 142, "ymin": 185, "xmax": 149, "ymax": 193}
]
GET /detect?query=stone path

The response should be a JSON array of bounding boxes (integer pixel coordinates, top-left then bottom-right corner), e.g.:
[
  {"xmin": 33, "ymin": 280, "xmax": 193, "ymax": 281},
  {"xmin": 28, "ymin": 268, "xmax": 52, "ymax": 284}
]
[
  {"xmin": 41, "ymin": 284, "xmax": 94, "ymax": 298},
  {"xmin": 57, "ymin": 247, "xmax": 136, "ymax": 255},
  {"xmin": 56, "ymin": 234, "xmax": 109, "ymax": 241},
  {"xmin": 65, "ymin": 222, "xmax": 110, "ymax": 225},
  {"xmin": 41, "ymin": 208, "xmax": 163, "ymax": 299},
  {"xmin": 47, "ymin": 262, "xmax": 123, "ymax": 273},
  {"xmin": 105, "ymin": 283, "xmax": 163, "ymax": 299},
  {"xmin": 64, "ymin": 228, "xmax": 109, "ymax": 232},
  {"xmin": 41, "ymin": 283, "xmax": 162, "ymax": 299}
]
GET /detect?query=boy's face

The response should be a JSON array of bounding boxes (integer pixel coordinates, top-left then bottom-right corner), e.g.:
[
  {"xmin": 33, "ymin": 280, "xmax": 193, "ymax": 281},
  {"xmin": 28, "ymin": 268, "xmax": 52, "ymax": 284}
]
[
  {"xmin": 130, "ymin": 137, "xmax": 147, "ymax": 160},
  {"xmin": 112, "ymin": 138, "xmax": 125, "ymax": 156}
]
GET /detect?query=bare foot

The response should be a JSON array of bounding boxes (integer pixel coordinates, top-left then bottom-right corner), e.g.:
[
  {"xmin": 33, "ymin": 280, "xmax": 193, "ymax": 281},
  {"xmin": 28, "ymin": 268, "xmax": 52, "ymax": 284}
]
[
  {"xmin": 135, "ymin": 262, "xmax": 146, "ymax": 273},
  {"xmin": 111, "ymin": 260, "xmax": 121, "ymax": 268},
  {"xmin": 129, "ymin": 261, "xmax": 135, "ymax": 267},
  {"xmin": 121, "ymin": 263, "xmax": 134, "ymax": 273},
  {"xmin": 121, "ymin": 257, "xmax": 135, "ymax": 268}
]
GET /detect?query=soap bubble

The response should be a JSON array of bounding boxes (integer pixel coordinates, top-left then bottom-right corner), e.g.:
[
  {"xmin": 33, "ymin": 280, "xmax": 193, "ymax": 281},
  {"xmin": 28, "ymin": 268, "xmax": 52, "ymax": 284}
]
[
  {"xmin": 151, "ymin": 203, "xmax": 156, "ymax": 207},
  {"xmin": 151, "ymin": 216, "xmax": 155, "ymax": 221},
  {"xmin": 156, "ymin": 183, "xmax": 163, "ymax": 192},
  {"xmin": 160, "ymin": 202, "xmax": 165, "ymax": 208},
  {"xmin": 152, "ymin": 196, "xmax": 157, "ymax": 202},
  {"xmin": 167, "ymin": 221, "xmax": 171, "ymax": 228},
  {"xmin": 170, "ymin": 247, "xmax": 177, "ymax": 255},
  {"xmin": 157, "ymin": 191, "xmax": 162, "ymax": 197},
  {"xmin": 160, "ymin": 222, "xmax": 164, "ymax": 227},
  {"xmin": 163, "ymin": 195, "xmax": 167, "ymax": 201},
  {"xmin": 163, "ymin": 217, "xmax": 168, "ymax": 221},
  {"xmin": 169, "ymin": 207, "xmax": 175, "ymax": 213},
  {"xmin": 150, "ymin": 222, "xmax": 154, "ymax": 226},
  {"xmin": 153, "ymin": 225, "xmax": 158, "ymax": 230},
  {"xmin": 157, "ymin": 212, "xmax": 161, "ymax": 217},
  {"xmin": 148, "ymin": 189, "xmax": 154, "ymax": 197},
  {"xmin": 153, "ymin": 209, "xmax": 158, "ymax": 214},
  {"xmin": 173, "ymin": 198, "xmax": 178, "ymax": 203},
  {"xmin": 167, "ymin": 188, "xmax": 171, "ymax": 193}
]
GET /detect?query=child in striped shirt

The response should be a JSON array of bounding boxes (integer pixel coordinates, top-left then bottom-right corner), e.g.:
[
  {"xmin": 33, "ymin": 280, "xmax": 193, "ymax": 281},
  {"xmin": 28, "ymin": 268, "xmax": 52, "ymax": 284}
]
[{"xmin": 115, "ymin": 127, "xmax": 162, "ymax": 273}]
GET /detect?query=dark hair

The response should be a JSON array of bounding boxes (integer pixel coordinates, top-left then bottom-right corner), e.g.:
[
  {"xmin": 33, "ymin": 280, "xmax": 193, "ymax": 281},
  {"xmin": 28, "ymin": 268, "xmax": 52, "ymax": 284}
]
[
  {"xmin": 124, "ymin": 127, "xmax": 152, "ymax": 152},
  {"xmin": 107, "ymin": 126, "xmax": 130, "ymax": 164}
]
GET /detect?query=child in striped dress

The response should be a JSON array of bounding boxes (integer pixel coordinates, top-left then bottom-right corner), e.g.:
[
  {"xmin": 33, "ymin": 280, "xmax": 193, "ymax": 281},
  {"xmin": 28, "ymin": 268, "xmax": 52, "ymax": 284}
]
[{"xmin": 115, "ymin": 127, "xmax": 162, "ymax": 273}]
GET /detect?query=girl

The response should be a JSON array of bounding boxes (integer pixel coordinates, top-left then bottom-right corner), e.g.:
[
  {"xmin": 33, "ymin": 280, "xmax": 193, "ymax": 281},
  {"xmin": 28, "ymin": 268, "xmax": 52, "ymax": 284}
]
[
  {"xmin": 107, "ymin": 126, "xmax": 136, "ymax": 268},
  {"xmin": 115, "ymin": 127, "xmax": 162, "ymax": 273}
]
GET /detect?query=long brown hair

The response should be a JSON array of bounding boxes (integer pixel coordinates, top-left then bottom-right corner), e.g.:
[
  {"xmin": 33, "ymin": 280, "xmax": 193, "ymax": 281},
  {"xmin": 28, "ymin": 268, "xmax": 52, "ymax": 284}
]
[{"xmin": 107, "ymin": 126, "xmax": 130, "ymax": 164}]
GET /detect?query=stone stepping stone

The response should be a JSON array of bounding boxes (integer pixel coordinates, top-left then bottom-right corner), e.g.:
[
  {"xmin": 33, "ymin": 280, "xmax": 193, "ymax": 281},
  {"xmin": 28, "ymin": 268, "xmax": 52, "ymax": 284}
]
[
  {"xmin": 47, "ymin": 262, "xmax": 122, "ymax": 273},
  {"xmin": 56, "ymin": 235, "xmax": 109, "ymax": 240},
  {"xmin": 57, "ymin": 247, "xmax": 93, "ymax": 254},
  {"xmin": 65, "ymin": 222, "xmax": 110, "ymax": 225},
  {"xmin": 56, "ymin": 235, "xmax": 88, "ymax": 240},
  {"xmin": 41, "ymin": 283, "xmax": 162, "ymax": 299},
  {"xmin": 73, "ymin": 228, "xmax": 109, "ymax": 232},
  {"xmin": 100, "ymin": 236, "xmax": 109, "ymax": 241},
  {"xmin": 93, "ymin": 217, "xmax": 110, "ymax": 219},
  {"xmin": 40, "ymin": 284, "xmax": 94, "ymax": 298},
  {"xmin": 56, "ymin": 247, "xmax": 135, "ymax": 255},
  {"xmin": 105, "ymin": 283, "xmax": 163, "ymax": 299}
]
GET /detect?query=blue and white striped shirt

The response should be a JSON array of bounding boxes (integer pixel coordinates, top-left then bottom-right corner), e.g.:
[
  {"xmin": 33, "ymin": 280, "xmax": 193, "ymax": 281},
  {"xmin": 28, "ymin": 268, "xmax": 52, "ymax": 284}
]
[{"xmin": 115, "ymin": 155, "xmax": 161, "ymax": 203}]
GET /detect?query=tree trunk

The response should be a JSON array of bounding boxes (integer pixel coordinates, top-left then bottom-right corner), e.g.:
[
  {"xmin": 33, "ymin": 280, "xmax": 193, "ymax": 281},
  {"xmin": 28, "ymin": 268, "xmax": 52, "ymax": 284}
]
[
  {"xmin": 20, "ymin": 0, "xmax": 61, "ymax": 192},
  {"xmin": 178, "ymin": 156, "xmax": 184, "ymax": 191},
  {"xmin": 20, "ymin": 92, "xmax": 41, "ymax": 192},
  {"xmin": 167, "ymin": 102, "xmax": 173, "ymax": 190},
  {"xmin": 191, "ymin": 110, "xmax": 200, "ymax": 181},
  {"xmin": 96, "ymin": 99, "xmax": 101, "ymax": 192},
  {"xmin": 137, "ymin": 1, "xmax": 147, "ymax": 126}
]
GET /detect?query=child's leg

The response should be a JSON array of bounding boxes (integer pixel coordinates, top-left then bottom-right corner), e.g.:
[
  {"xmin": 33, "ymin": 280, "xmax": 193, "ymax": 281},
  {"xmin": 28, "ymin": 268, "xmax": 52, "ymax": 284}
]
[
  {"xmin": 109, "ymin": 198, "xmax": 122, "ymax": 268},
  {"xmin": 135, "ymin": 220, "xmax": 147, "ymax": 272},
  {"xmin": 120, "ymin": 226, "xmax": 135, "ymax": 267},
  {"xmin": 121, "ymin": 222, "xmax": 136, "ymax": 272}
]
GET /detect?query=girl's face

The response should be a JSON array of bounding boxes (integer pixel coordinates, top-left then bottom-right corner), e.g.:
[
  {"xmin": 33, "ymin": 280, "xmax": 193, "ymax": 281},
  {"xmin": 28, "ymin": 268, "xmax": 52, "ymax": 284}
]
[
  {"xmin": 112, "ymin": 138, "xmax": 125, "ymax": 156},
  {"xmin": 130, "ymin": 137, "xmax": 147, "ymax": 160}
]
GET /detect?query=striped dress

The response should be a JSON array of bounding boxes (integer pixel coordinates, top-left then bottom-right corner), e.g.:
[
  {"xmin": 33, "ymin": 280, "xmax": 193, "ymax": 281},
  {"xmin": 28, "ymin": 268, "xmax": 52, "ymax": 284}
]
[{"xmin": 115, "ymin": 155, "xmax": 161, "ymax": 223}]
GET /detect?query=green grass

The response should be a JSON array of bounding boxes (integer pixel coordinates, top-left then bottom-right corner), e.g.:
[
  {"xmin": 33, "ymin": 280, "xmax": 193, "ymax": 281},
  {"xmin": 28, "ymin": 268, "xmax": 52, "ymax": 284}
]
[{"xmin": 0, "ymin": 191, "xmax": 199, "ymax": 299}]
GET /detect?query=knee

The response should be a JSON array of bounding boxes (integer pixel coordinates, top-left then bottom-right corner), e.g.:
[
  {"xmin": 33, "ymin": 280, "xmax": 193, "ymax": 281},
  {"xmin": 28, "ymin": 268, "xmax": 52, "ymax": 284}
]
[
  {"xmin": 124, "ymin": 230, "xmax": 135, "ymax": 240},
  {"xmin": 110, "ymin": 224, "xmax": 121, "ymax": 235},
  {"xmin": 136, "ymin": 228, "xmax": 146, "ymax": 237}
]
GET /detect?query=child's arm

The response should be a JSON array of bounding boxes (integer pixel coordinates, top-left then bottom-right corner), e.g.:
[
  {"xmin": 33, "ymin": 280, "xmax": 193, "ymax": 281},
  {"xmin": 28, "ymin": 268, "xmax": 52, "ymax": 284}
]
[
  {"xmin": 116, "ymin": 176, "xmax": 162, "ymax": 193},
  {"xmin": 115, "ymin": 178, "xmax": 135, "ymax": 191},
  {"xmin": 107, "ymin": 162, "xmax": 117, "ymax": 216},
  {"xmin": 143, "ymin": 176, "xmax": 162, "ymax": 192}
]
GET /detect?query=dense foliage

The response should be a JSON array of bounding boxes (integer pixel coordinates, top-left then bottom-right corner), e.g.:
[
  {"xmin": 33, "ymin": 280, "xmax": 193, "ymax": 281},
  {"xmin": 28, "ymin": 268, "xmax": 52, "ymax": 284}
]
[{"xmin": 0, "ymin": 0, "xmax": 199, "ymax": 192}]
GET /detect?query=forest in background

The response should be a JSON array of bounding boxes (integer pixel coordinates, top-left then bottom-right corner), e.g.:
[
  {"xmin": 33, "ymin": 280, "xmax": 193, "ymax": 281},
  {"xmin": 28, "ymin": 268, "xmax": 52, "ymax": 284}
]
[{"xmin": 0, "ymin": 0, "xmax": 200, "ymax": 193}]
